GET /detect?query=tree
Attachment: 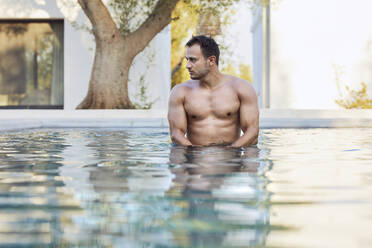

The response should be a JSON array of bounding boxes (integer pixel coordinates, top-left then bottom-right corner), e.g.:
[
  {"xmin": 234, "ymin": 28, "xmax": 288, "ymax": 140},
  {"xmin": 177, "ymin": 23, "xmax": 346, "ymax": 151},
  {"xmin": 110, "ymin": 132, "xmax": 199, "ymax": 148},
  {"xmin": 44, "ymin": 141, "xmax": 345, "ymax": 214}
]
[
  {"xmin": 76, "ymin": 0, "xmax": 179, "ymax": 109},
  {"xmin": 77, "ymin": 0, "xmax": 265, "ymax": 108},
  {"xmin": 78, "ymin": 0, "xmax": 252, "ymax": 108}
]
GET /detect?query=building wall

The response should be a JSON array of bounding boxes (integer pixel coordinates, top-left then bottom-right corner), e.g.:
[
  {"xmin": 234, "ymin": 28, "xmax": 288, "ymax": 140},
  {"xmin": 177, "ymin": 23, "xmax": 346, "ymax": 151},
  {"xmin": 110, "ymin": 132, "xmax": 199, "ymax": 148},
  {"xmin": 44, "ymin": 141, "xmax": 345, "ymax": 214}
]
[
  {"xmin": 251, "ymin": 4, "xmax": 269, "ymax": 109},
  {"xmin": 0, "ymin": 0, "xmax": 170, "ymax": 110},
  {"xmin": 270, "ymin": 0, "xmax": 372, "ymax": 109}
]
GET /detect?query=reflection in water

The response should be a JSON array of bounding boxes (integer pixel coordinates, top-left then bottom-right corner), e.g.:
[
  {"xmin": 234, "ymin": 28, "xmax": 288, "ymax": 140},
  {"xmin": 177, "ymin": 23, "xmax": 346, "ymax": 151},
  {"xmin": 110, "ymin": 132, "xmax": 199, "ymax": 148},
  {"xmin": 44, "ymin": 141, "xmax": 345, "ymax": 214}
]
[
  {"xmin": 0, "ymin": 129, "xmax": 81, "ymax": 246},
  {"xmin": 168, "ymin": 145, "xmax": 270, "ymax": 247},
  {"xmin": 0, "ymin": 128, "xmax": 272, "ymax": 247}
]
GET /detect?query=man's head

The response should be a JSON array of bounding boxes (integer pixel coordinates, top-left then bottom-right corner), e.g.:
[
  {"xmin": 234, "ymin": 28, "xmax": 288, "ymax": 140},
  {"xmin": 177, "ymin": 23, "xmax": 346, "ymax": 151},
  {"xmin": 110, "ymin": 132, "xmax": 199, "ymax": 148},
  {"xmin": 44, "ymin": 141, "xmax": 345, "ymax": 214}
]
[
  {"xmin": 186, "ymin": 35, "xmax": 220, "ymax": 66},
  {"xmin": 185, "ymin": 35, "xmax": 220, "ymax": 80}
]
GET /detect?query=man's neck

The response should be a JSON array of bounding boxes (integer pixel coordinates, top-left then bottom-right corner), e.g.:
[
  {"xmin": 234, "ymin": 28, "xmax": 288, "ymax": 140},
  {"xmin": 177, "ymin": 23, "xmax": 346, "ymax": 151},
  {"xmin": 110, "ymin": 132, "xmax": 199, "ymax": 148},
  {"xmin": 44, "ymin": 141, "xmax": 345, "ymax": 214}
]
[{"xmin": 199, "ymin": 70, "xmax": 225, "ymax": 89}]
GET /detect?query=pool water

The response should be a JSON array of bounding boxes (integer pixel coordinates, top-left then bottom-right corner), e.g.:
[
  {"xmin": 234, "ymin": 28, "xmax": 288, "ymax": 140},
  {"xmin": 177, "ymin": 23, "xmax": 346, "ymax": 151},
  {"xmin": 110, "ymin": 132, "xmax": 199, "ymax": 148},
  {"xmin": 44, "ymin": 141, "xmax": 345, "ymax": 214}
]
[{"xmin": 0, "ymin": 128, "xmax": 371, "ymax": 247}]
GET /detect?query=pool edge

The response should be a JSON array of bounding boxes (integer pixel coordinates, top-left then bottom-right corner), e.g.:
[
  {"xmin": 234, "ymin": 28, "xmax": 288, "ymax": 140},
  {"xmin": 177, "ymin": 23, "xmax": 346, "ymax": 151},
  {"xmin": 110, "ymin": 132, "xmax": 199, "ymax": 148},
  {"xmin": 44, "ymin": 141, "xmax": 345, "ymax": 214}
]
[{"xmin": 1, "ymin": 109, "xmax": 372, "ymax": 131}]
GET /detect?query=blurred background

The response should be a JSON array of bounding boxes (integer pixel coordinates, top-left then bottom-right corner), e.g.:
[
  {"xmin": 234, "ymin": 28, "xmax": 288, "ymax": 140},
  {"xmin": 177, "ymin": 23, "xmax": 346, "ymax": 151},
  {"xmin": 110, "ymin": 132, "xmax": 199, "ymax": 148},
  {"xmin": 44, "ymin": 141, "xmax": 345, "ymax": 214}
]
[{"xmin": 0, "ymin": 0, "xmax": 371, "ymax": 110}]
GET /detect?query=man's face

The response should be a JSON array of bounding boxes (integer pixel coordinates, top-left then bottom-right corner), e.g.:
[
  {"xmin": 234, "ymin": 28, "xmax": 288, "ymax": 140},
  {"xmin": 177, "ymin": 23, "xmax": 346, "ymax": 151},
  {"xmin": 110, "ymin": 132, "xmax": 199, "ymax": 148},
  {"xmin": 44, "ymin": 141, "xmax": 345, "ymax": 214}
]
[{"xmin": 185, "ymin": 44, "xmax": 210, "ymax": 80}]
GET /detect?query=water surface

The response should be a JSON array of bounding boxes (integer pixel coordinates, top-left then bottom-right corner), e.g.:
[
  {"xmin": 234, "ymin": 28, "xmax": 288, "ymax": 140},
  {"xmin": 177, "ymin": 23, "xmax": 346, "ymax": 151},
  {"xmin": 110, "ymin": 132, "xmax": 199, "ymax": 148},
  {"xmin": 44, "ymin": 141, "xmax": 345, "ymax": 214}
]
[{"xmin": 0, "ymin": 128, "xmax": 371, "ymax": 247}]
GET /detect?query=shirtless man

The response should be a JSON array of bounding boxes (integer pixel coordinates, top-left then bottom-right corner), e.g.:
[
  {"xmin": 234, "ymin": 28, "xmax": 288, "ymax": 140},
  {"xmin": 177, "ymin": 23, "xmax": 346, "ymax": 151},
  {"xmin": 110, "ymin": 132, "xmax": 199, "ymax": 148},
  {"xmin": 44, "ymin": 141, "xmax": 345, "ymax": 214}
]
[{"xmin": 168, "ymin": 35, "xmax": 259, "ymax": 147}]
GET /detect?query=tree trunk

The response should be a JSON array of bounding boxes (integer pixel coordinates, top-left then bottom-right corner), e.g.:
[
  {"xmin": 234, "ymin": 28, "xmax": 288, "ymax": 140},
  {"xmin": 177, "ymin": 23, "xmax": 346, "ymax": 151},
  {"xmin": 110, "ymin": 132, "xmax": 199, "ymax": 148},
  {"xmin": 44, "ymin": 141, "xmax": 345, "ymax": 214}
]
[
  {"xmin": 76, "ymin": 0, "xmax": 179, "ymax": 109},
  {"xmin": 77, "ymin": 37, "xmax": 135, "ymax": 109}
]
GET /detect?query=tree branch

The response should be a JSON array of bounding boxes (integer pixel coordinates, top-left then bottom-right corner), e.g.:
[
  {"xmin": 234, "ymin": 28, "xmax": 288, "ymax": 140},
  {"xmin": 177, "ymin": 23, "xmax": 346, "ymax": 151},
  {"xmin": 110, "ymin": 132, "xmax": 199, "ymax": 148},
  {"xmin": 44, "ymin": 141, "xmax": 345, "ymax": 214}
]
[
  {"xmin": 77, "ymin": 0, "xmax": 120, "ymax": 39},
  {"xmin": 127, "ymin": 0, "xmax": 180, "ymax": 56}
]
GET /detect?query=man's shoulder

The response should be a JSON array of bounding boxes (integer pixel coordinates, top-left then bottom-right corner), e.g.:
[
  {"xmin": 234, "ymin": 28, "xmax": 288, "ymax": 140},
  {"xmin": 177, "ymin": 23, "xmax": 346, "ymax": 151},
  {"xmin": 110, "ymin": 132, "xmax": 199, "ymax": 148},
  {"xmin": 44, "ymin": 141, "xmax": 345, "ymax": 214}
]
[
  {"xmin": 225, "ymin": 75, "xmax": 252, "ymax": 89},
  {"xmin": 177, "ymin": 80, "xmax": 198, "ymax": 88},
  {"xmin": 170, "ymin": 80, "xmax": 197, "ymax": 100},
  {"xmin": 171, "ymin": 80, "xmax": 197, "ymax": 93},
  {"xmin": 224, "ymin": 74, "xmax": 248, "ymax": 85},
  {"xmin": 225, "ymin": 75, "xmax": 257, "ymax": 98}
]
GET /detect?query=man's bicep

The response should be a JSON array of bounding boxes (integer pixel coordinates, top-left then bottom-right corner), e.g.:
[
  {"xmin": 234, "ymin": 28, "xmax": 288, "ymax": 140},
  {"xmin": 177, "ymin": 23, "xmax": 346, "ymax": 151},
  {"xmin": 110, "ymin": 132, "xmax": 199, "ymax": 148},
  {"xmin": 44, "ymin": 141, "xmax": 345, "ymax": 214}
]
[
  {"xmin": 168, "ymin": 91, "xmax": 188, "ymax": 134},
  {"xmin": 168, "ymin": 105, "xmax": 188, "ymax": 133},
  {"xmin": 240, "ymin": 103, "xmax": 259, "ymax": 131},
  {"xmin": 239, "ymin": 84, "xmax": 259, "ymax": 131}
]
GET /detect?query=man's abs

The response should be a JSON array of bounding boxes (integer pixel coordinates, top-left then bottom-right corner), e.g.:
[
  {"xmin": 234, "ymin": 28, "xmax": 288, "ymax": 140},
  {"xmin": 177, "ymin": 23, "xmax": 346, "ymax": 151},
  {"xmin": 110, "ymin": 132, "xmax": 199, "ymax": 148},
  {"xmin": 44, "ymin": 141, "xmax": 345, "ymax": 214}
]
[{"xmin": 187, "ymin": 118, "xmax": 240, "ymax": 146}]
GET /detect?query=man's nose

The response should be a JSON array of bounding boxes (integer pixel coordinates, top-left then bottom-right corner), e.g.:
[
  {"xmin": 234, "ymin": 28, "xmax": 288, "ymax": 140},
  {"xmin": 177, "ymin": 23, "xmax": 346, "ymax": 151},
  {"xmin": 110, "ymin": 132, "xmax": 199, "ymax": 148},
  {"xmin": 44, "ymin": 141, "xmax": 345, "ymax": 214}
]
[{"xmin": 186, "ymin": 60, "xmax": 191, "ymax": 69}]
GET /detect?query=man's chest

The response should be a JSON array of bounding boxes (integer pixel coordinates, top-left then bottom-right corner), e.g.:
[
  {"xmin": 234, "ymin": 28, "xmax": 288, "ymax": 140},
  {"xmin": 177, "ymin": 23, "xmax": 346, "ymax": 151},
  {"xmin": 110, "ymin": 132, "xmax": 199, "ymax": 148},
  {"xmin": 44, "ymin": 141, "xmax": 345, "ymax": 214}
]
[{"xmin": 184, "ymin": 88, "xmax": 240, "ymax": 119}]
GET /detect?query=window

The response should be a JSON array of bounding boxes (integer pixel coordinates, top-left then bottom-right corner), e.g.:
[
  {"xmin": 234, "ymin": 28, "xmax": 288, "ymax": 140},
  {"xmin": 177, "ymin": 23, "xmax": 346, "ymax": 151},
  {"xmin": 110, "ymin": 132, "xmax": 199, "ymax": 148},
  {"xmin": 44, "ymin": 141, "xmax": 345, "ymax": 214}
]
[{"xmin": 0, "ymin": 19, "xmax": 63, "ymax": 109}]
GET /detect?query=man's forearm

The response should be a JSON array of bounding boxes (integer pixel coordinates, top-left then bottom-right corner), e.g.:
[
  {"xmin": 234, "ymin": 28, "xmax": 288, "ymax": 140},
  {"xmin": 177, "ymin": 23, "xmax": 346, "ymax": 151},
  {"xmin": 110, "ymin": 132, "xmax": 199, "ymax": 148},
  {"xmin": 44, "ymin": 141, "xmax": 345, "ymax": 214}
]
[
  {"xmin": 231, "ymin": 130, "xmax": 258, "ymax": 147},
  {"xmin": 171, "ymin": 131, "xmax": 193, "ymax": 146}
]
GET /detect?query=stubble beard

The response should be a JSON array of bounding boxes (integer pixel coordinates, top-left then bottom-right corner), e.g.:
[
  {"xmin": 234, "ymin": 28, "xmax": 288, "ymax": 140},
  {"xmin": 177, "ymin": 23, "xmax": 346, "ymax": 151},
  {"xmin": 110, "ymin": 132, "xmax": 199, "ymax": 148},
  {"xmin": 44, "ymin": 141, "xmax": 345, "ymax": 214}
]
[{"xmin": 190, "ymin": 63, "xmax": 210, "ymax": 80}]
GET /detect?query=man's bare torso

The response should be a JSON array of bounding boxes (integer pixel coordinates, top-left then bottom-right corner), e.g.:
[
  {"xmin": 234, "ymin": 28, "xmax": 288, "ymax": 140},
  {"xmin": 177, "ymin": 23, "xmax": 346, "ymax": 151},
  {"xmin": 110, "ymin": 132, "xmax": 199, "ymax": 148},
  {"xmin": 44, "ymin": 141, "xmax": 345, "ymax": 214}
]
[
  {"xmin": 168, "ymin": 38, "xmax": 258, "ymax": 147},
  {"xmin": 181, "ymin": 76, "xmax": 241, "ymax": 146}
]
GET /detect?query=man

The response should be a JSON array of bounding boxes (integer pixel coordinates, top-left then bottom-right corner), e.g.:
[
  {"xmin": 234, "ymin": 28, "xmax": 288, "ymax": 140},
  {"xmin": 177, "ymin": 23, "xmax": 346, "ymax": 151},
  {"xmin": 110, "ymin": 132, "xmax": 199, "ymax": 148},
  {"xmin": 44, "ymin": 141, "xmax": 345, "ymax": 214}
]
[{"xmin": 168, "ymin": 35, "xmax": 259, "ymax": 147}]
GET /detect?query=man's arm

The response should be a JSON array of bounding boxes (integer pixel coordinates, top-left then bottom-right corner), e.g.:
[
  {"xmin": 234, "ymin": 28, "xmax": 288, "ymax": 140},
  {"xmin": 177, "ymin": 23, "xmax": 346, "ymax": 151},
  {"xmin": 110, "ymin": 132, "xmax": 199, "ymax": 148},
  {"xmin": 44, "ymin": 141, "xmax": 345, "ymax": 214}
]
[
  {"xmin": 168, "ymin": 85, "xmax": 193, "ymax": 146},
  {"xmin": 231, "ymin": 81, "xmax": 259, "ymax": 147}
]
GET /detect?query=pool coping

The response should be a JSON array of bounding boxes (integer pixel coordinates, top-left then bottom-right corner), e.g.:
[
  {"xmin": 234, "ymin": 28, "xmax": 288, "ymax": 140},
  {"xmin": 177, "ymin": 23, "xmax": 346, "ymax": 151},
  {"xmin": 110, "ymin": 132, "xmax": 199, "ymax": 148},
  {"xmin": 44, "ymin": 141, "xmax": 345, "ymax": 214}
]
[{"xmin": 1, "ymin": 109, "xmax": 372, "ymax": 131}]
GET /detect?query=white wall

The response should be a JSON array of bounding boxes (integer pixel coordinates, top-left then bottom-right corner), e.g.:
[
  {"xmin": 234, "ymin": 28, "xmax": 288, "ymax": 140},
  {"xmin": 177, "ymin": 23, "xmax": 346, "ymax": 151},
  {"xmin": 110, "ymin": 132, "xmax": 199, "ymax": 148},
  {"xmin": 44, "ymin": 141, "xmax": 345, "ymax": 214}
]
[
  {"xmin": 129, "ymin": 25, "xmax": 171, "ymax": 110},
  {"xmin": 270, "ymin": 0, "xmax": 372, "ymax": 109},
  {"xmin": 251, "ymin": 4, "xmax": 268, "ymax": 108},
  {"xmin": 0, "ymin": 0, "xmax": 171, "ymax": 110}
]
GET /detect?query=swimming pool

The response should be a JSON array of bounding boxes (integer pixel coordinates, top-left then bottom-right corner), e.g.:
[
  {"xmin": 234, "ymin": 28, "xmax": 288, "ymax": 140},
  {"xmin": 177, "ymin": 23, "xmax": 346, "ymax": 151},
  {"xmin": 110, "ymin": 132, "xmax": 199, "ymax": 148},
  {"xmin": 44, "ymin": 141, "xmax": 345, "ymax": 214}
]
[{"xmin": 0, "ymin": 128, "xmax": 371, "ymax": 247}]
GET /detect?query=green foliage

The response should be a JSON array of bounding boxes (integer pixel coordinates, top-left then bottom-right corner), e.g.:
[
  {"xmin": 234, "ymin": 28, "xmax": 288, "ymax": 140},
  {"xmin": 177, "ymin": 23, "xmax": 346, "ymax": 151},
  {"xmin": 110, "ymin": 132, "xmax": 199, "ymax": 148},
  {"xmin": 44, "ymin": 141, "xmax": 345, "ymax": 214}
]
[
  {"xmin": 171, "ymin": 1, "xmax": 199, "ymax": 88},
  {"xmin": 71, "ymin": 0, "xmax": 158, "ymax": 36},
  {"xmin": 333, "ymin": 64, "xmax": 372, "ymax": 109},
  {"xmin": 239, "ymin": 63, "xmax": 253, "ymax": 82},
  {"xmin": 130, "ymin": 50, "xmax": 158, "ymax": 109},
  {"xmin": 221, "ymin": 63, "xmax": 253, "ymax": 82},
  {"xmin": 335, "ymin": 82, "xmax": 372, "ymax": 109},
  {"xmin": 132, "ymin": 75, "xmax": 158, "ymax": 109},
  {"xmin": 109, "ymin": 0, "xmax": 157, "ymax": 35}
]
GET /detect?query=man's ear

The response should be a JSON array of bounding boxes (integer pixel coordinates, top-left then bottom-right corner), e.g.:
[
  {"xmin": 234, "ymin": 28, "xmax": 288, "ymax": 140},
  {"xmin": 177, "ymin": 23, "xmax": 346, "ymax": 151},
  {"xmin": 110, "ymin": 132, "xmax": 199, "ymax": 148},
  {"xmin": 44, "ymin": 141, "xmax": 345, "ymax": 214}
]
[{"xmin": 208, "ymin": 56, "xmax": 216, "ymax": 66}]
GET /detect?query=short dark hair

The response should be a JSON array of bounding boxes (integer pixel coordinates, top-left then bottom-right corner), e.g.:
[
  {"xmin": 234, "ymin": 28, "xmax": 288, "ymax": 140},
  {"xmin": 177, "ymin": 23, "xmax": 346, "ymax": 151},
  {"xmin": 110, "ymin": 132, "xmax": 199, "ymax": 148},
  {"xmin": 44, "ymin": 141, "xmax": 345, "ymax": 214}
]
[{"xmin": 186, "ymin": 35, "xmax": 220, "ymax": 66}]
